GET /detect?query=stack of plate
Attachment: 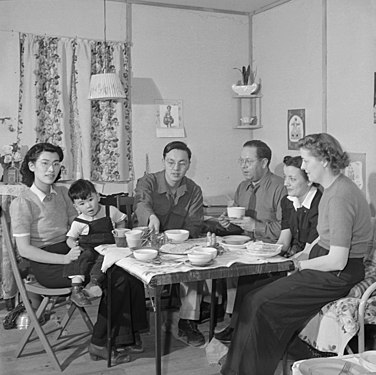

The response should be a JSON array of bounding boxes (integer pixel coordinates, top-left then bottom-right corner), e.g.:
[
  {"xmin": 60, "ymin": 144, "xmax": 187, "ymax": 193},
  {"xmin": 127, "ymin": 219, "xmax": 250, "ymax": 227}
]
[{"xmin": 245, "ymin": 241, "xmax": 283, "ymax": 258}]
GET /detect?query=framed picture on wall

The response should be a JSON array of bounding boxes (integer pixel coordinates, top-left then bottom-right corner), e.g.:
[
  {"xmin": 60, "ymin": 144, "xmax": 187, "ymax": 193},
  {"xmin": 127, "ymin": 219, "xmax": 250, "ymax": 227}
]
[
  {"xmin": 344, "ymin": 152, "xmax": 366, "ymax": 194},
  {"xmin": 155, "ymin": 99, "xmax": 185, "ymax": 138},
  {"xmin": 287, "ymin": 109, "xmax": 305, "ymax": 150}
]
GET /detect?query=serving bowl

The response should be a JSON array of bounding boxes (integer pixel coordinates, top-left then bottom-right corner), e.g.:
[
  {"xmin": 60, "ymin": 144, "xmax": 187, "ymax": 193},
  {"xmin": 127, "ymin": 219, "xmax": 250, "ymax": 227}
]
[
  {"xmin": 133, "ymin": 248, "xmax": 158, "ymax": 261},
  {"xmin": 231, "ymin": 83, "xmax": 259, "ymax": 96},
  {"xmin": 164, "ymin": 229, "xmax": 190, "ymax": 243},
  {"xmin": 187, "ymin": 252, "xmax": 213, "ymax": 266},
  {"xmin": 227, "ymin": 206, "xmax": 245, "ymax": 219}
]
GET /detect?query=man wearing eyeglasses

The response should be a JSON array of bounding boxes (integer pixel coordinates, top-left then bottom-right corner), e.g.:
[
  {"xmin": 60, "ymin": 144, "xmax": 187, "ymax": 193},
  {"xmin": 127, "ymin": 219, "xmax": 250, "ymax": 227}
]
[
  {"xmin": 134, "ymin": 141, "xmax": 206, "ymax": 347},
  {"xmin": 215, "ymin": 139, "xmax": 287, "ymax": 343}
]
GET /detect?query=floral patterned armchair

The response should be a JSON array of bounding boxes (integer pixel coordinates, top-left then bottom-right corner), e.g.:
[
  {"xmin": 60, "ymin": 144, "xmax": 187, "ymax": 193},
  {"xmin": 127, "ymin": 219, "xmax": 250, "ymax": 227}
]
[{"xmin": 298, "ymin": 218, "xmax": 376, "ymax": 355}]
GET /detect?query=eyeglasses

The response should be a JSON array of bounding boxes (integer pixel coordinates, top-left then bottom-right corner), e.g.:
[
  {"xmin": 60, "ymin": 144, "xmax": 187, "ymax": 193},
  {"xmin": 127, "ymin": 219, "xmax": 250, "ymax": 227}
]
[
  {"xmin": 237, "ymin": 158, "xmax": 259, "ymax": 166},
  {"xmin": 37, "ymin": 160, "xmax": 61, "ymax": 170},
  {"xmin": 165, "ymin": 159, "xmax": 189, "ymax": 169}
]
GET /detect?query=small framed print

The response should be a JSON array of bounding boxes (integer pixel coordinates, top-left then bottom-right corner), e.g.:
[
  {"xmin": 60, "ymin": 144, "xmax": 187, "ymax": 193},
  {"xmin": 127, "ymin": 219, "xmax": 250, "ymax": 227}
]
[
  {"xmin": 287, "ymin": 109, "xmax": 305, "ymax": 150},
  {"xmin": 155, "ymin": 99, "xmax": 185, "ymax": 138},
  {"xmin": 344, "ymin": 152, "xmax": 366, "ymax": 194}
]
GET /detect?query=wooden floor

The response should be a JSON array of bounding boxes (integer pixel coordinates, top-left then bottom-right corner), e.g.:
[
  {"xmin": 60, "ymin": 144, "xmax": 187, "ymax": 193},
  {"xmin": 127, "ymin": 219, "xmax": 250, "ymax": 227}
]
[{"xmin": 0, "ymin": 298, "xmax": 293, "ymax": 375}]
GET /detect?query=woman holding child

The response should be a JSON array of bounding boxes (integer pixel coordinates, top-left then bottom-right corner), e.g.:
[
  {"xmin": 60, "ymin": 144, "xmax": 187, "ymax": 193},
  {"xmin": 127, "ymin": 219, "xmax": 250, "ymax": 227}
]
[
  {"xmin": 221, "ymin": 133, "xmax": 372, "ymax": 375},
  {"xmin": 10, "ymin": 142, "xmax": 147, "ymax": 364}
]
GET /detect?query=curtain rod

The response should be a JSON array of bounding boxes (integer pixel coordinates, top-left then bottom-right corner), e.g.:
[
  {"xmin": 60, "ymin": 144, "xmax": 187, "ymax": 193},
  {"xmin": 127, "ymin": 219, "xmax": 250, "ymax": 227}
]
[
  {"xmin": 0, "ymin": 29, "xmax": 129, "ymax": 44},
  {"xmin": 111, "ymin": 0, "xmax": 249, "ymax": 16}
]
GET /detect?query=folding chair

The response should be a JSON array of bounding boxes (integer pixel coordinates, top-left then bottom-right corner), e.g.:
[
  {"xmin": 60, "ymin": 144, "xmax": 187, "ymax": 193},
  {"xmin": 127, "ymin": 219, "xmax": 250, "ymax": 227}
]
[{"xmin": 1, "ymin": 211, "xmax": 93, "ymax": 371}]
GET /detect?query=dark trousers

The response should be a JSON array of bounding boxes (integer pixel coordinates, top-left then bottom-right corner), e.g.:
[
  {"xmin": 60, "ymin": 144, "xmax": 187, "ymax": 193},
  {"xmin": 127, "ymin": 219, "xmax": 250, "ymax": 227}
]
[
  {"xmin": 221, "ymin": 251, "xmax": 364, "ymax": 375},
  {"xmin": 229, "ymin": 272, "xmax": 286, "ymax": 329},
  {"xmin": 91, "ymin": 265, "xmax": 148, "ymax": 347}
]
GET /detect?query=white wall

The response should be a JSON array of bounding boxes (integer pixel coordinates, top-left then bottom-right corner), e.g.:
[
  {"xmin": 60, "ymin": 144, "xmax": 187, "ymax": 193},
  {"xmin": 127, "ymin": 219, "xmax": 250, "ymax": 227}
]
[
  {"xmin": 252, "ymin": 0, "xmax": 323, "ymax": 169},
  {"xmin": 326, "ymin": 0, "xmax": 376, "ymax": 215},
  {"xmin": 131, "ymin": 5, "xmax": 249, "ymax": 198},
  {"xmin": 252, "ymin": 0, "xmax": 376, "ymax": 213}
]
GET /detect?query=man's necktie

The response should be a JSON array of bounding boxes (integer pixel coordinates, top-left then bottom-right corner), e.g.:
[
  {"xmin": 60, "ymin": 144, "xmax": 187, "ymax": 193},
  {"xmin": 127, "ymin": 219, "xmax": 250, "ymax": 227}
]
[{"xmin": 246, "ymin": 183, "xmax": 259, "ymax": 218}]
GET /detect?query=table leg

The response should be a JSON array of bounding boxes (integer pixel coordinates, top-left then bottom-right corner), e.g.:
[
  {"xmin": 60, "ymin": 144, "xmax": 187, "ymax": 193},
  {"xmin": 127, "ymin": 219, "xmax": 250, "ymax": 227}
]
[
  {"xmin": 153, "ymin": 285, "xmax": 163, "ymax": 375},
  {"xmin": 107, "ymin": 266, "xmax": 112, "ymax": 368},
  {"xmin": 209, "ymin": 279, "xmax": 217, "ymax": 341}
]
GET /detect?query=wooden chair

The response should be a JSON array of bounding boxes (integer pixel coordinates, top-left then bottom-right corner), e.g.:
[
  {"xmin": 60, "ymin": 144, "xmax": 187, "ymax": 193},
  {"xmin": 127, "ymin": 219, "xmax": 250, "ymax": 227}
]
[
  {"xmin": 1, "ymin": 211, "xmax": 93, "ymax": 371},
  {"xmin": 99, "ymin": 193, "xmax": 134, "ymax": 228}
]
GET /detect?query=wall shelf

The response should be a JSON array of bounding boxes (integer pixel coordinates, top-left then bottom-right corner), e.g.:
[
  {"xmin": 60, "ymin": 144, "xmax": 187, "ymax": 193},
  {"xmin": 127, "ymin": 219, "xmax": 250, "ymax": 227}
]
[{"xmin": 233, "ymin": 94, "xmax": 262, "ymax": 129}]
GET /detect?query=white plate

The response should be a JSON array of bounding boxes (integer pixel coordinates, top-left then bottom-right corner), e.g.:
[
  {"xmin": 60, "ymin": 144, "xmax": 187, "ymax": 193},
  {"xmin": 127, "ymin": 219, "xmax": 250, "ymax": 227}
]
[
  {"xmin": 245, "ymin": 249, "xmax": 281, "ymax": 258},
  {"xmin": 221, "ymin": 242, "xmax": 252, "ymax": 251},
  {"xmin": 159, "ymin": 242, "xmax": 197, "ymax": 255},
  {"xmin": 221, "ymin": 235, "xmax": 251, "ymax": 245}
]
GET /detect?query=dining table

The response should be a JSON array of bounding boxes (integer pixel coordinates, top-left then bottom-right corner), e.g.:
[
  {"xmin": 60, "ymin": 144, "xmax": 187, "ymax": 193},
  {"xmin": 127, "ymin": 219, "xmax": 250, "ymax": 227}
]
[{"xmin": 97, "ymin": 238, "xmax": 295, "ymax": 375}]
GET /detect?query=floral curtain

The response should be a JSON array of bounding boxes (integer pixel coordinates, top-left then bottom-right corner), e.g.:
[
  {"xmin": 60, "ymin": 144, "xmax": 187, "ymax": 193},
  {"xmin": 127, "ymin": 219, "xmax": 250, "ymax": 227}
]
[{"xmin": 18, "ymin": 33, "xmax": 133, "ymax": 182}]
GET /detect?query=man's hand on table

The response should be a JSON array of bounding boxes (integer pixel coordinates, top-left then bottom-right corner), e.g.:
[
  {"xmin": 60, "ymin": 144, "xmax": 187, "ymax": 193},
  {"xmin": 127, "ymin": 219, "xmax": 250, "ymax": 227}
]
[{"xmin": 148, "ymin": 214, "xmax": 161, "ymax": 233}]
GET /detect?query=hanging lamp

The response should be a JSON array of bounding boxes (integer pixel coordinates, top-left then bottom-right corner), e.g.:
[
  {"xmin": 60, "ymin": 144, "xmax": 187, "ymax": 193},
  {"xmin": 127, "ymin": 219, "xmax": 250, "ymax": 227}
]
[{"xmin": 88, "ymin": 0, "xmax": 126, "ymax": 101}]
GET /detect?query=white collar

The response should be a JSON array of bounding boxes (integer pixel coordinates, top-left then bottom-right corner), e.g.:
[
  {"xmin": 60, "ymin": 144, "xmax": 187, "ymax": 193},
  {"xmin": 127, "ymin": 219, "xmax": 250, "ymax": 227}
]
[
  {"xmin": 287, "ymin": 186, "xmax": 317, "ymax": 210},
  {"xmin": 30, "ymin": 184, "xmax": 57, "ymax": 202}
]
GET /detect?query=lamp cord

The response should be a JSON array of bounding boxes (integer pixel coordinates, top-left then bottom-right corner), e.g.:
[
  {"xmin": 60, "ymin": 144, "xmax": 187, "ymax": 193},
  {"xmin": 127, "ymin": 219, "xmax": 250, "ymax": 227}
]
[{"xmin": 103, "ymin": 0, "xmax": 107, "ymax": 73}]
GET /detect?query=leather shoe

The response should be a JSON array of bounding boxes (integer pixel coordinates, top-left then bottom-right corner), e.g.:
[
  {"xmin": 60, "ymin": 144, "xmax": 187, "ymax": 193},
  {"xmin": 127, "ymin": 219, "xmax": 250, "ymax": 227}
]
[
  {"xmin": 88, "ymin": 343, "xmax": 131, "ymax": 364},
  {"xmin": 214, "ymin": 325, "xmax": 234, "ymax": 344},
  {"xmin": 71, "ymin": 285, "xmax": 91, "ymax": 308},
  {"xmin": 116, "ymin": 332, "xmax": 144, "ymax": 353}
]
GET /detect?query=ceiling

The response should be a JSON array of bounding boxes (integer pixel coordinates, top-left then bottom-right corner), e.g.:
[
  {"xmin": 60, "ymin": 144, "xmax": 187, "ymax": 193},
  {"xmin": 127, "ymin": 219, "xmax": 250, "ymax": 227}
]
[{"xmin": 121, "ymin": 0, "xmax": 292, "ymax": 15}]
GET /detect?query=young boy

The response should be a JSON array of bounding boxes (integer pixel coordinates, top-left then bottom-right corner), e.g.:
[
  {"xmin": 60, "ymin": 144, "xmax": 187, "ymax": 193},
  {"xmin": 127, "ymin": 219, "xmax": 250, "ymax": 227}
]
[{"xmin": 67, "ymin": 179, "xmax": 127, "ymax": 297}]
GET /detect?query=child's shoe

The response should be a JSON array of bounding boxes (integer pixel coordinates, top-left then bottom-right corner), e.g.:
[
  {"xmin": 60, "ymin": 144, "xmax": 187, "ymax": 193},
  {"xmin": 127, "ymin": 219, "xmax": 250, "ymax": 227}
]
[{"xmin": 84, "ymin": 281, "xmax": 103, "ymax": 298}]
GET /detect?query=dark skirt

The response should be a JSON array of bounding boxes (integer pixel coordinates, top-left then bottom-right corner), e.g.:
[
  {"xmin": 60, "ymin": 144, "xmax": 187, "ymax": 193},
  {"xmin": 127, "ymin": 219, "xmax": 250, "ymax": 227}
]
[
  {"xmin": 29, "ymin": 241, "xmax": 96, "ymax": 288},
  {"xmin": 221, "ymin": 244, "xmax": 365, "ymax": 375}
]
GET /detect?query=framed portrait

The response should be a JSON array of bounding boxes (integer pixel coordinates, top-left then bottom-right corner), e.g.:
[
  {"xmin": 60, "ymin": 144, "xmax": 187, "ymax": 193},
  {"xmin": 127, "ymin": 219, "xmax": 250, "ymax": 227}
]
[
  {"xmin": 155, "ymin": 99, "xmax": 185, "ymax": 138},
  {"xmin": 344, "ymin": 152, "xmax": 366, "ymax": 194},
  {"xmin": 287, "ymin": 109, "xmax": 305, "ymax": 150}
]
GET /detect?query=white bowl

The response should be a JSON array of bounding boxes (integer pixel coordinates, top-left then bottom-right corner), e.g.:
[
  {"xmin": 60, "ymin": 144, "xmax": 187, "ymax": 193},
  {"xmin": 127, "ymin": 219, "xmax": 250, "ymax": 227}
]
[
  {"xmin": 133, "ymin": 248, "xmax": 158, "ymax": 261},
  {"xmin": 187, "ymin": 252, "xmax": 213, "ymax": 266},
  {"xmin": 190, "ymin": 247, "xmax": 217, "ymax": 260},
  {"xmin": 227, "ymin": 206, "xmax": 245, "ymax": 219},
  {"xmin": 222, "ymin": 235, "xmax": 251, "ymax": 245},
  {"xmin": 164, "ymin": 229, "xmax": 190, "ymax": 243},
  {"xmin": 231, "ymin": 83, "xmax": 259, "ymax": 96}
]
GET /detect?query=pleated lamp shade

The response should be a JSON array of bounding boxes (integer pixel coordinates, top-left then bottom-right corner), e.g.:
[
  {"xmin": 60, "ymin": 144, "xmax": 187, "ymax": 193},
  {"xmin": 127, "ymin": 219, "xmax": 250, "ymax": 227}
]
[{"xmin": 88, "ymin": 73, "xmax": 126, "ymax": 100}]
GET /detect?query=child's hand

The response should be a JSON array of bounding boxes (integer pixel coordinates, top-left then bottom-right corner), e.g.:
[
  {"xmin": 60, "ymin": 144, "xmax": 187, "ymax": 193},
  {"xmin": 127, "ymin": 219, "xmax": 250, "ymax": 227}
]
[{"xmin": 65, "ymin": 246, "xmax": 82, "ymax": 264}]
